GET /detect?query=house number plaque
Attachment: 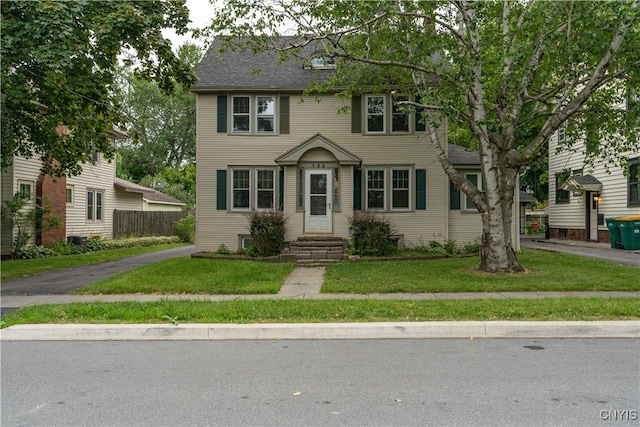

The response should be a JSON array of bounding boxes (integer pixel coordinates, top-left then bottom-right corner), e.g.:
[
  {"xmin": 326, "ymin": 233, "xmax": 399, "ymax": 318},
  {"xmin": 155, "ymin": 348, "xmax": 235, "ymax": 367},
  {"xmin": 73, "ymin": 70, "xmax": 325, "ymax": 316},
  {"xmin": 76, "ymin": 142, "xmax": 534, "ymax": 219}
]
[{"xmin": 312, "ymin": 163, "xmax": 326, "ymax": 168}]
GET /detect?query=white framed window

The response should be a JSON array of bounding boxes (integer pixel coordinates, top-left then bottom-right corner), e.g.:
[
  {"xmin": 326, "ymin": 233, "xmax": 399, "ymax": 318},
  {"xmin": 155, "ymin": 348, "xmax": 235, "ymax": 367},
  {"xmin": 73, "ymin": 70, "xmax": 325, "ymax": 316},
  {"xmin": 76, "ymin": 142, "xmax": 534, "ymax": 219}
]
[
  {"xmin": 464, "ymin": 173, "xmax": 481, "ymax": 210},
  {"xmin": 557, "ymin": 121, "xmax": 566, "ymax": 143},
  {"xmin": 66, "ymin": 185, "xmax": 74, "ymax": 205},
  {"xmin": 366, "ymin": 169, "xmax": 386, "ymax": 209},
  {"xmin": 391, "ymin": 95, "xmax": 410, "ymax": 133},
  {"xmin": 17, "ymin": 180, "xmax": 34, "ymax": 201},
  {"xmin": 366, "ymin": 95, "xmax": 386, "ymax": 133},
  {"xmin": 239, "ymin": 235, "xmax": 254, "ymax": 250},
  {"xmin": 232, "ymin": 169, "xmax": 251, "ymax": 209},
  {"xmin": 232, "ymin": 96, "xmax": 250, "ymax": 133},
  {"xmin": 256, "ymin": 96, "xmax": 275, "ymax": 133},
  {"xmin": 87, "ymin": 189, "xmax": 104, "ymax": 221},
  {"xmin": 391, "ymin": 168, "xmax": 411, "ymax": 210},
  {"xmin": 256, "ymin": 169, "xmax": 275, "ymax": 209}
]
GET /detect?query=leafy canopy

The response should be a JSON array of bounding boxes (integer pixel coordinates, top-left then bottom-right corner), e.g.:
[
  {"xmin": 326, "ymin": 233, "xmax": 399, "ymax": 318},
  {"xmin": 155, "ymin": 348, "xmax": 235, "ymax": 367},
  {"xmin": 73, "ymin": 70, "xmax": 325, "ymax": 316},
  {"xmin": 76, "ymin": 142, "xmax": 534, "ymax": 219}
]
[{"xmin": 1, "ymin": 0, "xmax": 196, "ymax": 176}]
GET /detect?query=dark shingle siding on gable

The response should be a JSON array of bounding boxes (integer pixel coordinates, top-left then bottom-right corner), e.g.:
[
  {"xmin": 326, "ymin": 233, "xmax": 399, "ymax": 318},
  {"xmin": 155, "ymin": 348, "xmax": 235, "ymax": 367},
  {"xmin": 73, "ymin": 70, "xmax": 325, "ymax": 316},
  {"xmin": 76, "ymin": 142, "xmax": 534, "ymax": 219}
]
[{"xmin": 192, "ymin": 37, "xmax": 335, "ymax": 92}]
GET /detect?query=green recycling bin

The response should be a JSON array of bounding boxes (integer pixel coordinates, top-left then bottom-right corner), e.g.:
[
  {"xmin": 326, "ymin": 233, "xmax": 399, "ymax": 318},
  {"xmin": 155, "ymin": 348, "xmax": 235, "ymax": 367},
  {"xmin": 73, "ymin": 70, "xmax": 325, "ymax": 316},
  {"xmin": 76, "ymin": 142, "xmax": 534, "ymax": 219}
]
[
  {"xmin": 606, "ymin": 217, "xmax": 621, "ymax": 249},
  {"xmin": 617, "ymin": 216, "xmax": 640, "ymax": 251}
]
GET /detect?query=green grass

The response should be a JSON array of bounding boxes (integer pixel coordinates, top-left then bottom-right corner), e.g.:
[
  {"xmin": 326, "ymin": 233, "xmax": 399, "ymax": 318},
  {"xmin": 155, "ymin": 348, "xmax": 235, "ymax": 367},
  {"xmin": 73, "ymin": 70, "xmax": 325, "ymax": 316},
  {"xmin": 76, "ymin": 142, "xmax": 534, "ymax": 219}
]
[
  {"xmin": 323, "ymin": 249, "xmax": 640, "ymax": 293},
  {"xmin": 2, "ymin": 297, "xmax": 638, "ymax": 328},
  {"xmin": 1, "ymin": 244, "xmax": 186, "ymax": 281},
  {"xmin": 74, "ymin": 258, "xmax": 296, "ymax": 295}
]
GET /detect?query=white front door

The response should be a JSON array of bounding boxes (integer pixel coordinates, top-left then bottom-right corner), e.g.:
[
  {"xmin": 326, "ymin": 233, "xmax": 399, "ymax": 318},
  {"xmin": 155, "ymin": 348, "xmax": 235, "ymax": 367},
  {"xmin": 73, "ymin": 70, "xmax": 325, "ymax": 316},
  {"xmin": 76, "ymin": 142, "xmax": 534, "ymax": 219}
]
[
  {"xmin": 304, "ymin": 169, "xmax": 332, "ymax": 232},
  {"xmin": 589, "ymin": 192, "xmax": 599, "ymax": 241}
]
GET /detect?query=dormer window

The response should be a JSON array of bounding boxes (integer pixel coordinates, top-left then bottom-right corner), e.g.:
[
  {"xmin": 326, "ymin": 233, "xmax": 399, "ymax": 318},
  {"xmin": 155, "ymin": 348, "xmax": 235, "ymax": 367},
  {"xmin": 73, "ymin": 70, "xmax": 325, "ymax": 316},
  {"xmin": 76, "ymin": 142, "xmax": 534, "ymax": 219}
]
[{"xmin": 306, "ymin": 56, "xmax": 335, "ymax": 69}]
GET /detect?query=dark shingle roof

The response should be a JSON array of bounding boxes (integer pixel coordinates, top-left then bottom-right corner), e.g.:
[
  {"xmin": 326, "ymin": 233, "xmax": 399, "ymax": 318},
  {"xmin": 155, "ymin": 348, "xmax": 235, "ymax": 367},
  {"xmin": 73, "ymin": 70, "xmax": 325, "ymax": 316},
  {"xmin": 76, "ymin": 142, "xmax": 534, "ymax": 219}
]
[
  {"xmin": 114, "ymin": 178, "xmax": 186, "ymax": 206},
  {"xmin": 192, "ymin": 37, "xmax": 334, "ymax": 92},
  {"xmin": 519, "ymin": 191, "xmax": 537, "ymax": 204},
  {"xmin": 448, "ymin": 144, "xmax": 480, "ymax": 165},
  {"xmin": 572, "ymin": 174, "xmax": 602, "ymax": 186}
]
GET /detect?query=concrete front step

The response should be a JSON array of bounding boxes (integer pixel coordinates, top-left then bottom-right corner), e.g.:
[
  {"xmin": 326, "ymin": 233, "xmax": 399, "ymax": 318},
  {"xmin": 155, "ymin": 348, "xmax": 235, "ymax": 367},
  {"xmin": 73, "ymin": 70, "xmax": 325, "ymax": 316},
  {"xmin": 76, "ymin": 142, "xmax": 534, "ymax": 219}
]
[
  {"xmin": 296, "ymin": 259, "xmax": 341, "ymax": 267},
  {"xmin": 280, "ymin": 237, "xmax": 348, "ymax": 264}
]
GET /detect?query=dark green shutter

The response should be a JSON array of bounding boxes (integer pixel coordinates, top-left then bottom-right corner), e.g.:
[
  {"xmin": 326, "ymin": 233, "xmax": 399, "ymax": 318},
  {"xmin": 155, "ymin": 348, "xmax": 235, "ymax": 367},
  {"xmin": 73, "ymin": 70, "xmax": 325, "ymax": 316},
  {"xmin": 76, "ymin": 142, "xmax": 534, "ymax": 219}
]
[
  {"xmin": 466, "ymin": 174, "xmax": 478, "ymax": 209},
  {"xmin": 278, "ymin": 169, "xmax": 285, "ymax": 210},
  {"xmin": 353, "ymin": 169, "xmax": 362, "ymax": 210},
  {"xmin": 415, "ymin": 95, "xmax": 425, "ymax": 132},
  {"xmin": 280, "ymin": 96, "xmax": 290, "ymax": 134},
  {"xmin": 449, "ymin": 180, "xmax": 460, "ymax": 210},
  {"xmin": 216, "ymin": 169, "xmax": 227, "ymax": 210},
  {"xmin": 415, "ymin": 169, "xmax": 426, "ymax": 210},
  {"xmin": 217, "ymin": 95, "xmax": 227, "ymax": 133},
  {"xmin": 351, "ymin": 95, "xmax": 362, "ymax": 133}
]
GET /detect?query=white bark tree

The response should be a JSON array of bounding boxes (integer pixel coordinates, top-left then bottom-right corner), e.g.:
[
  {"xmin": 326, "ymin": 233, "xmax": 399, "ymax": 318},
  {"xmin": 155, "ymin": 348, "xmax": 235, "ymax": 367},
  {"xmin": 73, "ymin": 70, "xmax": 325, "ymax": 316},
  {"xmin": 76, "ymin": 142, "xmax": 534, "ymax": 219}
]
[{"xmin": 204, "ymin": 0, "xmax": 640, "ymax": 272}]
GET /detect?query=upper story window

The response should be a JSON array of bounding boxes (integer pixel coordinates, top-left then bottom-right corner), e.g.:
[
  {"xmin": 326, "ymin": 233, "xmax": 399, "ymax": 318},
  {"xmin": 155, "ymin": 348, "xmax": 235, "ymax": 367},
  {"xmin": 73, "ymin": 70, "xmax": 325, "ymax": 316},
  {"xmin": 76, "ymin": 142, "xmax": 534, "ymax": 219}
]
[
  {"xmin": 364, "ymin": 94, "xmax": 413, "ymax": 134},
  {"xmin": 391, "ymin": 95, "xmax": 410, "ymax": 133},
  {"xmin": 232, "ymin": 96, "xmax": 250, "ymax": 132},
  {"xmin": 66, "ymin": 185, "xmax": 74, "ymax": 205},
  {"xmin": 231, "ymin": 95, "xmax": 276, "ymax": 134},
  {"xmin": 366, "ymin": 96, "xmax": 385, "ymax": 133},
  {"xmin": 306, "ymin": 56, "xmax": 335, "ymax": 69},
  {"xmin": 629, "ymin": 159, "xmax": 640, "ymax": 207},
  {"xmin": 557, "ymin": 121, "xmax": 566, "ymax": 143},
  {"xmin": 17, "ymin": 180, "xmax": 34, "ymax": 202}
]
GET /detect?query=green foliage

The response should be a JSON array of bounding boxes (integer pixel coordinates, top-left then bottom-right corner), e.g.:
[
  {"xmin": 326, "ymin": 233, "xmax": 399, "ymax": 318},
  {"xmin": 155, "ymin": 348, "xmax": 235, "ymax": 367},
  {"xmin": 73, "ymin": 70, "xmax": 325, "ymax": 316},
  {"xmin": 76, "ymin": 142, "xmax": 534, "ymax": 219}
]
[
  {"xmin": 174, "ymin": 214, "xmax": 195, "ymax": 244},
  {"xmin": 248, "ymin": 210, "xmax": 288, "ymax": 257},
  {"xmin": 116, "ymin": 44, "xmax": 201, "ymax": 182},
  {"xmin": 13, "ymin": 245, "xmax": 59, "ymax": 260},
  {"xmin": 97, "ymin": 236, "xmax": 181, "ymax": 250},
  {"xmin": 137, "ymin": 164, "xmax": 196, "ymax": 210},
  {"xmin": 1, "ymin": 0, "xmax": 196, "ymax": 176},
  {"xmin": 526, "ymin": 221, "xmax": 546, "ymax": 235},
  {"xmin": 51, "ymin": 239, "xmax": 83, "ymax": 256},
  {"xmin": 350, "ymin": 211, "xmax": 397, "ymax": 257},
  {"xmin": 2, "ymin": 192, "xmax": 60, "ymax": 258},
  {"xmin": 216, "ymin": 244, "xmax": 231, "ymax": 255}
]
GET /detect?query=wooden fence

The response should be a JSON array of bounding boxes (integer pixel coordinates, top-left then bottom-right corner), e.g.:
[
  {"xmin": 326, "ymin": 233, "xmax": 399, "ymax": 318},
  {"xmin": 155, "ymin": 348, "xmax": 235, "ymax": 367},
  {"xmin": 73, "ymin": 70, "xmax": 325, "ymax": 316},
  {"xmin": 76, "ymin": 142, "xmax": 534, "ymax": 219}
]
[{"xmin": 113, "ymin": 210, "xmax": 187, "ymax": 239}]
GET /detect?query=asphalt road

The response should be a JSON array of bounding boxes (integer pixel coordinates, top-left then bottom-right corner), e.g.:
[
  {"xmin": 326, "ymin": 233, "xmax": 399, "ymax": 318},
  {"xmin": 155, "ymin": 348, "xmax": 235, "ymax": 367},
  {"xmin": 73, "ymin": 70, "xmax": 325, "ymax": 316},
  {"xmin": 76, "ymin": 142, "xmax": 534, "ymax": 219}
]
[{"xmin": 2, "ymin": 339, "xmax": 639, "ymax": 426}]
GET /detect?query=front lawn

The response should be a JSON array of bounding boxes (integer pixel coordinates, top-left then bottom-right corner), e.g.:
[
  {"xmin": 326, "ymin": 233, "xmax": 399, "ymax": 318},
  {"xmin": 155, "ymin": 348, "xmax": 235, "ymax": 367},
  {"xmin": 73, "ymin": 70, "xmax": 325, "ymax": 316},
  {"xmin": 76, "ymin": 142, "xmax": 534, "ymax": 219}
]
[
  {"xmin": 2, "ymin": 297, "xmax": 638, "ymax": 328},
  {"xmin": 74, "ymin": 258, "xmax": 296, "ymax": 295},
  {"xmin": 323, "ymin": 248, "xmax": 640, "ymax": 293}
]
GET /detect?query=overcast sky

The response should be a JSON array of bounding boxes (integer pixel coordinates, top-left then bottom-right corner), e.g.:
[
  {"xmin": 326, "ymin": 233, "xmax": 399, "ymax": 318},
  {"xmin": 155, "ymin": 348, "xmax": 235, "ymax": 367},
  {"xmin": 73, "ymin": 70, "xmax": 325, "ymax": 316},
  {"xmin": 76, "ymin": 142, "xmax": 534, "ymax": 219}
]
[{"xmin": 162, "ymin": 0, "xmax": 216, "ymax": 50}]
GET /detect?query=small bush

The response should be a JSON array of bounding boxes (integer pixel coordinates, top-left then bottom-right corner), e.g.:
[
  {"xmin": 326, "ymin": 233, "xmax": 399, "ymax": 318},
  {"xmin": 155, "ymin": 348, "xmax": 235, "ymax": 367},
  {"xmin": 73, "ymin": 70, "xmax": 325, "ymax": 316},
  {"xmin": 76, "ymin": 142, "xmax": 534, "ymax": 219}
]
[
  {"xmin": 216, "ymin": 244, "xmax": 231, "ymax": 255},
  {"xmin": 443, "ymin": 239, "xmax": 459, "ymax": 255},
  {"xmin": 174, "ymin": 215, "xmax": 195, "ymax": 243},
  {"xmin": 52, "ymin": 239, "xmax": 82, "ymax": 256},
  {"xmin": 98, "ymin": 236, "xmax": 181, "ymax": 250},
  {"xmin": 461, "ymin": 237, "xmax": 481, "ymax": 255},
  {"xmin": 15, "ymin": 245, "xmax": 59, "ymax": 259},
  {"xmin": 86, "ymin": 237, "xmax": 104, "ymax": 252},
  {"xmin": 248, "ymin": 210, "xmax": 288, "ymax": 257},
  {"xmin": 350, "ymin": 211, "xmax": 397, "ymax": 256}
]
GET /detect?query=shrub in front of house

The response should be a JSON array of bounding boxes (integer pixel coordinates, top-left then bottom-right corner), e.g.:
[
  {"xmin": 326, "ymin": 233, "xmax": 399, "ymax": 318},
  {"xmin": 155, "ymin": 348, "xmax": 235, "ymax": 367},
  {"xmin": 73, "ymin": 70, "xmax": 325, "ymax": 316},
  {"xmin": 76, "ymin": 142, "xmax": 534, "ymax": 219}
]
[
  {"xmin": 97, "ymin": 236, "xmax": 181, "ymax": 250},
  {"xmin": 174, "ymin": 214, "xmax": 195, "ymax": 243},
  {"xmin": 350, "ymin": 211, "xmax": 397, "ymax": 257},
  {"xmin": 248, "ymin": 210, "xmax": 288, "ymax": 257}
]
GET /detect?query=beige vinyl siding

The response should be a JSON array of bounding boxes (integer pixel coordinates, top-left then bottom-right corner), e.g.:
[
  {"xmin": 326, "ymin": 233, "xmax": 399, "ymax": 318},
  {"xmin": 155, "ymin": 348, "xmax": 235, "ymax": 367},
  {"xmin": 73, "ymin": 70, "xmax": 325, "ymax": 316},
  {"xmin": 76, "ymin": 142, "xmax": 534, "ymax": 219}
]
[
  {"xmin": 66, "ymin": 154, "xmax": 116, "ymax": 239},
  {"xmin": 142, "ymin": 201, "xmax": 184, "ymax": 212},
  {"xmin": 113, "ymin": 189, "xmax": 143, "ymax": 211},
  {"xmin": 196, "ymin": 92, "xmax": 464, "ymax": 251}
]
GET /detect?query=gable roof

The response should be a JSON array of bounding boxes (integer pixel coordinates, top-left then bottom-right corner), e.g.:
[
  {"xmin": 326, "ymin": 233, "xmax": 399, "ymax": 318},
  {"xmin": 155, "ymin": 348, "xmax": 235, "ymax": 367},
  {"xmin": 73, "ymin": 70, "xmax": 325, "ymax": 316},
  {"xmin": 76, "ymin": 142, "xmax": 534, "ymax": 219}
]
[
  {"xmin": 275, "ymin": 133, "xmax": 362, "ymax": 166},
  {"xmin": 192, "ymin": 37, "xmax": 334, "ymax": 92},
  {"xmin": 114, "ymin": 178, "xmax": 186, "ymax": 206}
]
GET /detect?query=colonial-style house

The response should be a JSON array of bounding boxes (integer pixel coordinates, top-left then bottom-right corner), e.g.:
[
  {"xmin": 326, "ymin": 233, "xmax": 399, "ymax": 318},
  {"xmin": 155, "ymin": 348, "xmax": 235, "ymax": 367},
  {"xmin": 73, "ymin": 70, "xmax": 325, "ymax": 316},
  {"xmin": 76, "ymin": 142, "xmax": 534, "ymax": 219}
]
[
  {"xmin": 1, "ymin": 129, "xmax": 185, "ymax": 257},
  {"xmin": 192, "ymin": 37, "xmax": 521, "ymax": 256},
  {"xmin": 548, "ymin": 106, "xmax": 639, "ymax": 243}
]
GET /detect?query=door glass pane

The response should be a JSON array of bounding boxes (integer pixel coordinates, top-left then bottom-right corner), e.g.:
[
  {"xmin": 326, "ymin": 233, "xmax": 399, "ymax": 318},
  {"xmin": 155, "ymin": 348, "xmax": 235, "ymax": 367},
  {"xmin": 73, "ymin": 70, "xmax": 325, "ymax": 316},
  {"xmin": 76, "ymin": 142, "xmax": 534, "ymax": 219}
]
[
  {"xmin": 310, "ymin": 174, "xmax": 327, "ymax": 194},
  {"xmin": 310, "ymin": 173, "xmax": 327, "ymax": 215},
  {"xmin": 310, "ymin": 195, "xmax": 327, "ymax": 215}
]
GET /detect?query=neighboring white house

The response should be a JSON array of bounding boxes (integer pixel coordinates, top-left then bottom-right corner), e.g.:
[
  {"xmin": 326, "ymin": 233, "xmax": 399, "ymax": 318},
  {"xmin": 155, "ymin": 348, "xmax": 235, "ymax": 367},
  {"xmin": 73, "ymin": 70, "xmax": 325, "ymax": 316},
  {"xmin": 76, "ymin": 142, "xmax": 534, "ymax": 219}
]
[
  {"xmin": 191, "ymin": 37, "xmax": 521, "ymax": 254},
  {"xmin": 548, "ymin": 102, "xmax": 640, "ymax": 243},
  {"xmin": 1, "ymin": 129, "xmax": 185, "ymax": 256}
]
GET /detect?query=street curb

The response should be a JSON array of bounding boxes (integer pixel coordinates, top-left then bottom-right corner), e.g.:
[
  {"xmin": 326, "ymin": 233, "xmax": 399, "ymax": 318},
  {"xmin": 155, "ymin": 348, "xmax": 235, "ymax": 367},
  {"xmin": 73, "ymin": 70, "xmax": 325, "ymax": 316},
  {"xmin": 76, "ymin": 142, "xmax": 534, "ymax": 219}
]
[{"xmin": 1, "ymin": 321, "xmax": 639, "ymax": 341}]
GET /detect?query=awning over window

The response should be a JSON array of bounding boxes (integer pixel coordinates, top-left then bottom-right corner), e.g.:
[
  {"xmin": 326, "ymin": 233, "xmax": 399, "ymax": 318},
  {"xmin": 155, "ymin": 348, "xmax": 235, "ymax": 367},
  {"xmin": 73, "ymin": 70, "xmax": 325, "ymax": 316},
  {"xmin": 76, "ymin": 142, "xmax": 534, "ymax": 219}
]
[{"xmin": 561, "ymin": 175, "xmax": 603, "ymax": 192}]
